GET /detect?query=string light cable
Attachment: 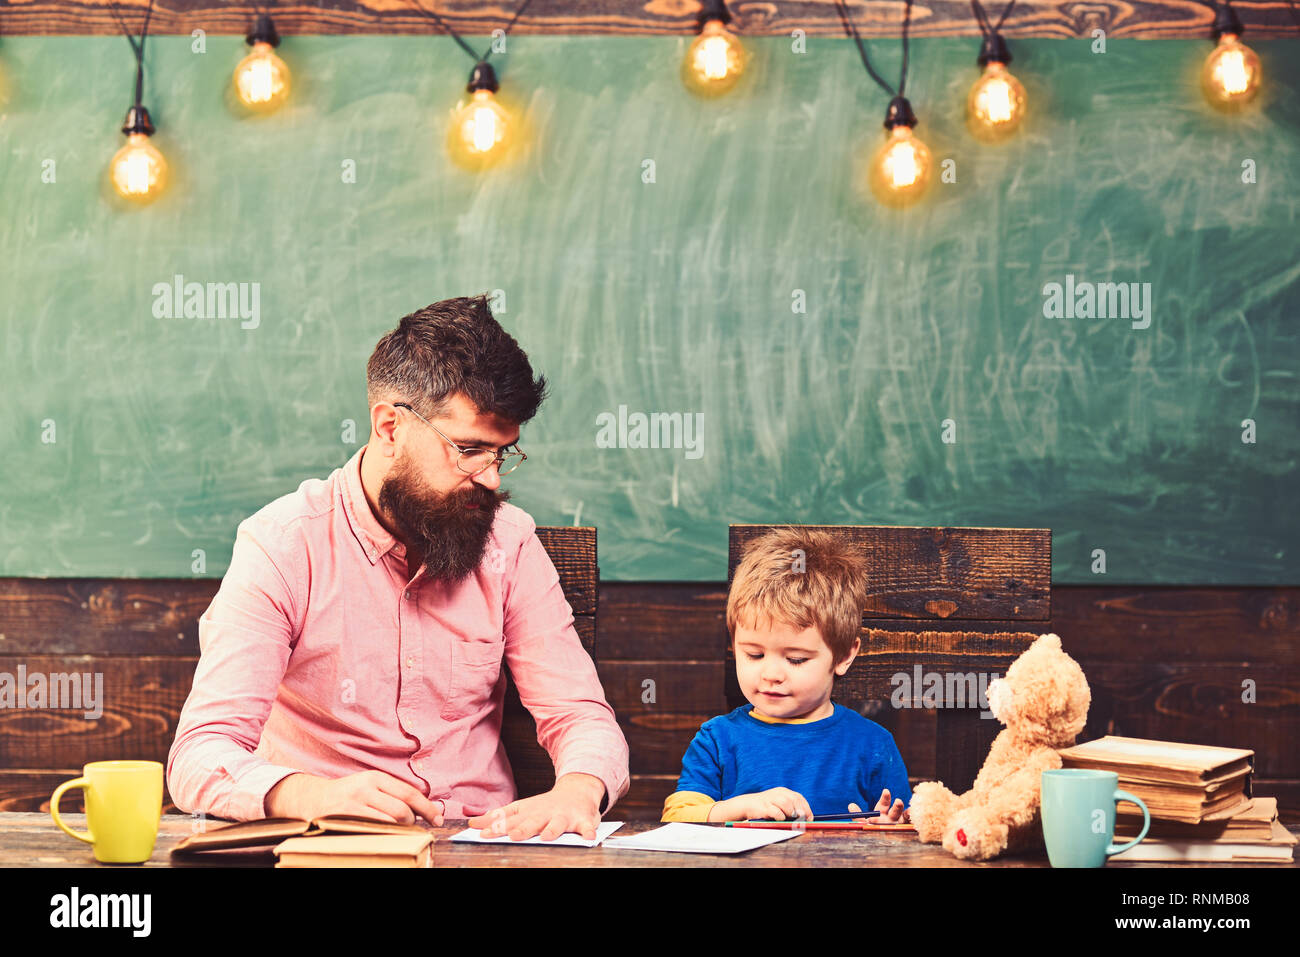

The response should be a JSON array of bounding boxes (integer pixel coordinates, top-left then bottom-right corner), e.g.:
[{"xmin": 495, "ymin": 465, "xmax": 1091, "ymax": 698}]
[
  {"xmin": 107, "ymin": 0, "xmax": 168, "ymax": 202},
  {"xmin": 834, "ymin": 0, "xmax": 934, "ymax": 207},
  {"xmin": 409, "ymin": 0, "xmax": 538, "ymax": 165},
  {"xmin": 967, "ymin": 0, "xmax": 1027, "ymax": 139}
]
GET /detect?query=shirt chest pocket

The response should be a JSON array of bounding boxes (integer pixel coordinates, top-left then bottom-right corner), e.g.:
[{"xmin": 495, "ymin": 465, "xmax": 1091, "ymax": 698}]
[{"xmin": 440, "ymin": 639, "xmax": 505, "ymax": 721}]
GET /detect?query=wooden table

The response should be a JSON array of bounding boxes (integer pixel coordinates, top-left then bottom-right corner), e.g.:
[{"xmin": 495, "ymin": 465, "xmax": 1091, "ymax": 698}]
[{"xmin": 3, "ymin": 813, "xmax": 1295, "ymax": 867}]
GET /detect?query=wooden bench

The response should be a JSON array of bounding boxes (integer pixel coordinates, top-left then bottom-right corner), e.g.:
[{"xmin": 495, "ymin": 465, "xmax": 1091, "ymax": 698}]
[
  {"xmin": 728, "ymin": 525, "xmax": 1052, "ymax": 793},
  {"xmin": 0, "ymin": 526, "xmax": 597, "ymax": 814}
]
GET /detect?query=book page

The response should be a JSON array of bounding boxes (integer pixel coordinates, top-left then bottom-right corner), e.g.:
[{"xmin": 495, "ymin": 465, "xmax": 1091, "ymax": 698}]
[
  {"xmin": 1064, "ymin": 737, "xmax": 1251, "ymax": 767},
  {"xmin": 449, "ymin": 821, "xmax": 625, "ymax": 847},
  {"xmin": 602, "ymin": 822, "xmax": 803, "ymax": 854}
]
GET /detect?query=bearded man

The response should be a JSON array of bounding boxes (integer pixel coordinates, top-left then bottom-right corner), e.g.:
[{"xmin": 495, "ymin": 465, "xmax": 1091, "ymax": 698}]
[{"xmin": 167, "ymin": 296, "xmax": 628, "ymax": 841}]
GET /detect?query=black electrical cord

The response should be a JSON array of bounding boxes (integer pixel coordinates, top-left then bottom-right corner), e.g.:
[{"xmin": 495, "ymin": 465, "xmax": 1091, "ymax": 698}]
[
  {"xmin": 971, "ymin": 0, "xmax": 1015, "ymax": 38},
  {"xmin": 409, "ymin": 0, "xmax": 538, "ymax": 65},
  {"xmin": 971, "ymin": 0, "xmax": 1015, "ymax": 64},
  {"xmin": 108, "ymin": 0, "xmax": 156, "ymax": 112},
  {"xmin": 833, "ymin": 0, "xmax": 913, "ymax": 99}
]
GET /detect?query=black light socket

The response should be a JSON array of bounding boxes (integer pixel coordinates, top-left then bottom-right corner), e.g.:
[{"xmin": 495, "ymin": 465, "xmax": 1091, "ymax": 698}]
[
  {"xmin": 978, "ymin": 31, "xmax": 1012, "ymax": 66},
  {"xmin": 698, "ymin": 0, "xmax": 733, "ymax": 29},
  {"xmin": 883, "ymin": 95, "xmax": 918, "ymax": 130},
  {"xmin": 1211, "ymin": 2, "xmax": 1244, "ymax": 39},
  {"xmin": 121, "ymin": 104, "xmax": 155, "ymax": 136},
  {"xmin": 246, "ymin": 13, "xmax": 281, "ymax": 48},
  {"xmin": 467, "ymin": 61, "xmax": 499, "ymax": 94}
]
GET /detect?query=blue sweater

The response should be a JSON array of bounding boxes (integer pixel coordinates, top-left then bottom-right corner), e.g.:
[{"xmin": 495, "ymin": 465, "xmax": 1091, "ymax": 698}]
[{"xmin": 673, "ymin": 703, "xmax": 913, "ymax": 817}]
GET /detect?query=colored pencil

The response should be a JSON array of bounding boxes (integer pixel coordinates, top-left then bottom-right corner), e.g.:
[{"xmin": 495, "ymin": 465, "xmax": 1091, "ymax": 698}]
[{"xmin": 724, "ymin": 821, "xmax": 876, "ymax": 830}]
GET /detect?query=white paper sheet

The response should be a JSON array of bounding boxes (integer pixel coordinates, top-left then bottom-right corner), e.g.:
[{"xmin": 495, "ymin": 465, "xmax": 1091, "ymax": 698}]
[
  {"xmin": 449, "ymin": 821, "xmax": 625, "ymax": 847},
  {"xmin": 601, "ymin": 822, "xmax": 803, "ymax": 854}
]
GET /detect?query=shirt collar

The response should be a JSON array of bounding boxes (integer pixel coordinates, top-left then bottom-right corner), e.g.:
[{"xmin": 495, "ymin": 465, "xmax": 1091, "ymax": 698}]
[
  {"xmin": 748, "ymin": 706, "xmax": 832, "ymax": 725},
  {"xmin": 341, "ymin": 444, "xmax": 406, "ymax": 564}
]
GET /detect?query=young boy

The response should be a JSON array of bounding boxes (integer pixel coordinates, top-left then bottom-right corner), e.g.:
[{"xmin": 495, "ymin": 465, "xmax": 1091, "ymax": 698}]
[{"xmin": 662, "ymin": 527, "xmax": 911, "ymax": 823}]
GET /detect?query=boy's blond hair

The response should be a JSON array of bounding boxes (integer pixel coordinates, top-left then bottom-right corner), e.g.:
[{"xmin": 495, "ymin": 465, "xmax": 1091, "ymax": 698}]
[{"xmin": 726, "ymin": 527, "xmax": 869, "ymax": 667}]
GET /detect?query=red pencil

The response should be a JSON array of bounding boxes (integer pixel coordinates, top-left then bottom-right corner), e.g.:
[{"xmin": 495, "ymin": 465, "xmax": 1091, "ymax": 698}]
[{"xmin": 724, "ymin": 821, "xmax": 873, "ymax": 830}]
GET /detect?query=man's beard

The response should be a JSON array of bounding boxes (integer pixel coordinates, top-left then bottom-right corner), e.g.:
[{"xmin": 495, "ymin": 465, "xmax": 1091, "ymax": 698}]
[{"xmin": 377, "ymin": 452, "xmax": 509, "ymax": 586}]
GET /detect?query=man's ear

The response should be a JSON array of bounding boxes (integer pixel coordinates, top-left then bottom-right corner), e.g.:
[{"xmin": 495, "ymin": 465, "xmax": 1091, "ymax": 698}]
[
  {"xmin": 834, "ymin": 636, "xmax": 861, "ymax": 677},
  {"xmin": 372, "ymin": 402, "xmax": 401, "ymax": 453}
]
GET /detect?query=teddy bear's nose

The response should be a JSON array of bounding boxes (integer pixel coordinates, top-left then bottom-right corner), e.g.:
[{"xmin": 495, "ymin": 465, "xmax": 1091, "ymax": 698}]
[{"xmin": 956, "ymin": 829, "xmax": 967, "ymax": 846}]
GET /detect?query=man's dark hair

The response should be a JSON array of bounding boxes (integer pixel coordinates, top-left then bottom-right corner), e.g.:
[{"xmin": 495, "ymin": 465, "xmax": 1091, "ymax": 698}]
[{"xmin": 367, "ymin": 295, "xmax": 547, "ymax": 424}]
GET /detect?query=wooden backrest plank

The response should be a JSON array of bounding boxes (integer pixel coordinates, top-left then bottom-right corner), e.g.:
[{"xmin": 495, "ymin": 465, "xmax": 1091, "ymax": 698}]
[{"xmin": 728, "ymin": 525, "xmax": 1050, "ymax": 621}]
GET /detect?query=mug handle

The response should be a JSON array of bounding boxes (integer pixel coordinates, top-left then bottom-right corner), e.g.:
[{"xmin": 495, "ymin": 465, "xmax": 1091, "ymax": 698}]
[
  {"xmin": 50, "ymin": 777, "xmax": 95, "ymax": 845},
  {"xmin": 1106, "ymin": 789, "xmax": 1150, "ymax": 856}
]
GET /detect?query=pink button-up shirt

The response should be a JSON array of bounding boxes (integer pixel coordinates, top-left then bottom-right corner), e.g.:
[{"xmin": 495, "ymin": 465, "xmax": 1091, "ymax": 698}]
[{"xmin": 167, "ymin": 445, "xmax": 629, "ymax": 822}]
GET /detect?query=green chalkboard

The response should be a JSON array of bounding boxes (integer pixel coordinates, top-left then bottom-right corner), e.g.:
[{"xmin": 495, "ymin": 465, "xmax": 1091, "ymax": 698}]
[{"xmin": 1, "ymin": 36, "xmax": 1297, "ymax": 583}]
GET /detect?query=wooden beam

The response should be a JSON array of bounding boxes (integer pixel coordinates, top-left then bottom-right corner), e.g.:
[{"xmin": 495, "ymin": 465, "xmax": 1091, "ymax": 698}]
[
  {"xmin": 0, "ymin": 1, "xmax": 1297, "ymax": 39},
  {"xmin": 0, "ymin": 527, "xmax": 594, "ymax": 656}
]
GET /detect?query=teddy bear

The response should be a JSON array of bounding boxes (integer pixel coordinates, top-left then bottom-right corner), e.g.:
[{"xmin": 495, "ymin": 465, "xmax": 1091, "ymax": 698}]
[{"xmin": 908, "ymin": 632, "xmax": 1091, "ymax": 861}]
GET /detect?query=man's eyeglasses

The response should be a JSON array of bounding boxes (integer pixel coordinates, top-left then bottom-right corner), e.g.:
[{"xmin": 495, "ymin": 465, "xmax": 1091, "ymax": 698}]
[{"xmin": 393, "ymin": 402, "xmax": 526, "ymax": 476}]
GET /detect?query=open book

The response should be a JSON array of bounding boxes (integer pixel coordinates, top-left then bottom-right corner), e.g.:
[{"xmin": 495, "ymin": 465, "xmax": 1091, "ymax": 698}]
[{"xmin": 171, "ymin": 815, "xmax": 432, "ymax": 856}]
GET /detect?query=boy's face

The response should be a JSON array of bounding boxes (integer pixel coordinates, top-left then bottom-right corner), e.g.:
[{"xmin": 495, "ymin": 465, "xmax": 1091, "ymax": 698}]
[{"xmin": 734, "ymin": 618, "xmax": 860, "ymax": 720}]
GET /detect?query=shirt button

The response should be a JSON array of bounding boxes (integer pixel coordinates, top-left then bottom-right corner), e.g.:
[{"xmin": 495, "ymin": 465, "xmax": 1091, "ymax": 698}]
[
  {"xmin": 404, "ymin": 590, "xmax": 413, "ymax": 600},
  {"xmin": 406, "ymin": 656, "xmax": 413, "ymax": 667}
]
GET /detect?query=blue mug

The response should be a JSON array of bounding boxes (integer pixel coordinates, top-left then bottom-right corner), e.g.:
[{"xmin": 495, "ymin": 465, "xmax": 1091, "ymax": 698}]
[{"xmin": 1041, "ymin": 769, "xmax": 1150, "ymax": 867}]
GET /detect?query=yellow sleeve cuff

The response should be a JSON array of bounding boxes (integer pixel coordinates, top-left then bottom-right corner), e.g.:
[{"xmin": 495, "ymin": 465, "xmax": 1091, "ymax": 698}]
[{"xmin": 662, "ymin": 790, "xmax": 717, "ymax": 823}]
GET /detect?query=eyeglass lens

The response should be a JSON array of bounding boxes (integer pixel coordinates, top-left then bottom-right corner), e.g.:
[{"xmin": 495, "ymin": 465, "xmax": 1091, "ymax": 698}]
[{"xmin": 459, "ymin": 449, "xmax": 523, "ymax": 475}]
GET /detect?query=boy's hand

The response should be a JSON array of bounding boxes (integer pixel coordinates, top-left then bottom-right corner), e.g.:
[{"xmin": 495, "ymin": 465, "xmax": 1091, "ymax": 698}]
[
  {"xmin": 848, "ymin": 788, "xmax": 909, "ymax": 823},
  {"xmin": 737, "ymin": 787, "xmax": 814, "ymax": 822}
]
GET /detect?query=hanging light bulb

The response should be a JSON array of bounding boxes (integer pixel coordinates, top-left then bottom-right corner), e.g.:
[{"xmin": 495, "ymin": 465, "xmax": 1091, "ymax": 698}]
[
  {"xmin": 1202, "ymin": 3, "xmax": 1260, "ymax": 110},
  {"xmin": 233, "ymin": 14, "xmax": 291, "ymax": 112},
  {"xmin": 109, "ymin": 105, "xmax": 167, "ymax": 203},
  {"xmin": 869, "ymin": 96, "xmax": 932, "ymax": 208},
  {"xmin": 683, "ymin": 0, "xmax": 745, "ymax": 97},
  {"xmin": 448, "ymin": 62, "xmax": 513, "ymax": 169},
  {"xmin": 967, "ymin": 30, "xmax": 1026, "ymax": 140}
]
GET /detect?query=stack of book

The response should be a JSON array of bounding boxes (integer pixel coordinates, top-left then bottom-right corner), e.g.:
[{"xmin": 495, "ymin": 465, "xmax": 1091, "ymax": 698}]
[
  {"xmin": 1057, "ymin": 735, "xmax": 1294, "ymax": 863},
  {"xmin": 1111, "ymin": 797, "xmax": 1295, "ymax": 863},
  {"xmin": 171, "ymin": 814, "xmax": 435, "ymax": 868}
]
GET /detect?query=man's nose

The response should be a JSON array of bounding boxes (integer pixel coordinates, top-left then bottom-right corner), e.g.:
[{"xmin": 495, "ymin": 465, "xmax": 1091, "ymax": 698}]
[{"xmin": 472, "ymin": 463, "xmax": 502, "ymax": 491}]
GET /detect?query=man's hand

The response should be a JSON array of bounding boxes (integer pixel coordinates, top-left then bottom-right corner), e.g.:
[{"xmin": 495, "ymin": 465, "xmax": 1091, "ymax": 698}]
[
  {"xmin": 848, "ymin": 788, "xmax": 909, "ymax": 823},
  {"xmin": 265, "ymin": 770, "xmax": 445, "ymax": 825},
  {"xmin": 467, "ymin": 772, "xmax": 605, "ymax": 841}
]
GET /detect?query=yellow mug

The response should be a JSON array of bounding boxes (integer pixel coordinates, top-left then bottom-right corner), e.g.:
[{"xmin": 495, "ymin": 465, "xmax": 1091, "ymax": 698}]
[{"xmin": 50, "ymin": 760, "xmax": 164, "ymax": 863}]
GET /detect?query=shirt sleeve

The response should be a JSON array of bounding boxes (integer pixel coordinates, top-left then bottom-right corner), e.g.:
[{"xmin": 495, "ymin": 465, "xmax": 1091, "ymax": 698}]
[
  {"xmin": 501, "ymin": 529, "xmax": 629, "ymax": 815},
  {"xmin": 661, "ymin": 791, "xmax": 717, "ymax": 823},
  {"xmin": 166, "ymin": 518, "xmax": 306, "ymax": 822}
]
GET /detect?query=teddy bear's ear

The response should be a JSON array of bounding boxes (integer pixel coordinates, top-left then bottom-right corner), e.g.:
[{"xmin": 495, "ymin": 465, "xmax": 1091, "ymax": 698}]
[{"xmin": 1037, "ymin": 633, "xmax": 1063, "ymax": 650}]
